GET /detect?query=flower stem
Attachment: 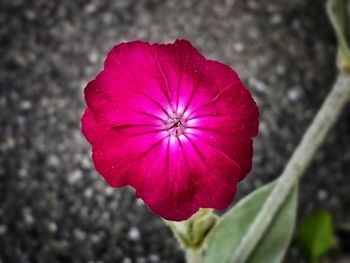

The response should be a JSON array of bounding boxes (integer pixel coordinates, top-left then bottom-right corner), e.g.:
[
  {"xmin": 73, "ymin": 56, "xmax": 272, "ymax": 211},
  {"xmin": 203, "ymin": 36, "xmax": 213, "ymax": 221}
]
[
  {"xmin": 185, "ymin": 248, "xmax": 204, "ymax": 263},
  {"xmin": 231, "ymin": 73, "xmax": 350, "ymax": 263}
]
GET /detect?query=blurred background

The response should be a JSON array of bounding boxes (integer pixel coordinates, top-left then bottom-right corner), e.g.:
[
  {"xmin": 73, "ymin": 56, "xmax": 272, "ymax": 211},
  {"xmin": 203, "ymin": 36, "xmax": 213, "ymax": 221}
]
[{"xmin": 1, "ymin": 0, "xmax": 350, "ymax": 262}]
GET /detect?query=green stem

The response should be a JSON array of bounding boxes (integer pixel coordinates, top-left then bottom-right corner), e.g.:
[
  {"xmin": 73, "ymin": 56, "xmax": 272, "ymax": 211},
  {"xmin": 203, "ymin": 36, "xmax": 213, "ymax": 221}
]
[{"xmin": 185, "ymin": 248, "xmax": 204, "ymax": 263}]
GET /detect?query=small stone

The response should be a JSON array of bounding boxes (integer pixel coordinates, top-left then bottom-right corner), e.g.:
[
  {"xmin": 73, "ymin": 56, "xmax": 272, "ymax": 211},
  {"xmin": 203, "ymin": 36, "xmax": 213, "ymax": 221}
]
[
  {"xmin": 258, "ymin": 121, "xmax": 269, "ymax": 136},
  {"xmin": 24, "ymin": 212, "xmax": 34, "ymax": 225},
  {"xmin": 135, "ymin": 199, "xmax": 145, "ymax": 206},
  {"xmin": 91, "ymin": 233, "xmax": 103, "ymax": 243},
  {"xmin": 102, "ymin": 13, "xmax": 113, "ymax": 25},
  {"xmin": 276, "ymin": 64, "xmax": 286, "ymax": 75},
  {"xmin": 250, "ymin": 78, "xmax": 267, "ymax": 93},
  {"xmin": 25, "ymin": 10, "xmax": 36, "ymax": 20},
  {"xmin": 74, "ymin": 229, "xmax": 86, "ymax": 241},
  {"xmin": 0, "ymin": 225, "xmax": 7, "ymax": 235},
  {"xmin": 317, "ymin": 190, "xmax": 328, "ymax": 201},
  {"xmin": 13, "ymin": 53, "xmax": 28, "ymax": 67},
  {"xmin": 0, "ymin": 97, "xmax": 6, "ymax": 106},
  {"xmin": 128, "ymin": 227, "xmax": 140, "ymax": 241},
  {"xmin": 288, "ymin": 87, "xmax": 302, "ymax": 101},
  {"xmin": 149, "ymin": 254, "xmax": 160, "ymax": 262},
  {"xmin": 84, "ymin": 188, "xmax": 93, "ymax": 199},
  {"xmin": 104, "ymin": 186, "xmax": 114, "ymax": 196},
  {"xmin": 88, "ymin": 51, "xmax": 98, "ymax": 63},
  {"xmin": 68, "ymin": 170, "xmax": 82, "ymax": 184},
  {"xmin": 18, "ymin": 168, "xmax": 28, "ymax": 178},
  {"xmin": 48, "ymin": 222, "xmax": 58, "ymax": 233},
  {"xmin": 47, "ymin": 155, "xmax": 60, "ymax": 168},
  {"xmin": 233, "ymin": 42, "xmax": 244, "ymax": 53},
  {"xmin": 0, "ymin": 137, "xmax": 16, "ymax": 151},
  {"xmin": 81, "ymin": 157, "xmax": 92, "ymax": 169},
  {"xmin": 122, "ymin": 258, "xmax": 132, "ymax": 263},
  {"xmin": 84, "ymin": 3, "xmax": 97, "ymax": 14},
  {"xmin": 20, "ymin": 100, "xmax": 32, "ymax": 110},
  {"xmin": 270, "ymin": 14, "xmax": 282, "ymax": 25},
  {"xmin": 247, "ymin": 0, "xmax": 259, "ymax": 10}
]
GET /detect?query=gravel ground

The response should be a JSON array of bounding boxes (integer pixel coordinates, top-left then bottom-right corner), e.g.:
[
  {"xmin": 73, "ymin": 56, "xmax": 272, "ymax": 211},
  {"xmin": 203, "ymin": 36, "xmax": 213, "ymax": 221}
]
[{"xmin": 1, "ymin": 0, "xmax": 349, "ymax": 262}]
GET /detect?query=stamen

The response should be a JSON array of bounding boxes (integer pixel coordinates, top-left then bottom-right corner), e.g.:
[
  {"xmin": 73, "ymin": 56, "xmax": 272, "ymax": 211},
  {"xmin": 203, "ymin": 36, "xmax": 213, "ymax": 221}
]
[
  {"xmin": 174, "ymin": 118, "xmax": 181, "ymax": 127},
  {"xmin": 164, "ymin": 115, "xmax": 189, "ymax": 139}
]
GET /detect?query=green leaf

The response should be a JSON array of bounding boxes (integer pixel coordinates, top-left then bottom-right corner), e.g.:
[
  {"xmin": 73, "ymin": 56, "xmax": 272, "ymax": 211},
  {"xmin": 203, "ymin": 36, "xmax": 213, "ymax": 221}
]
[
  {"xmin": 297, "ymin": 209, "xmax": 334, "ymax": 262},
  {"xmin": 205, "ymin": 182, "xmax": 298, "ymax": 263}
]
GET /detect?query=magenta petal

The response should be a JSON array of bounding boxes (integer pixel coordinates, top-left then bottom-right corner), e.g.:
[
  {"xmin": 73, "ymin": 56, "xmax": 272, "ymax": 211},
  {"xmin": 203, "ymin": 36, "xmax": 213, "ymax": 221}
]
[
  {"xmin": 188, "ymin": 81, "xmax": 259, "ymax": 138},
  {"xmin": 82, "ymin": 109, "xmax": 167, "ymax": 187},
  {"xmin": 133, "ymin": 136, "xmax": 241, "ymax": 221},
  {"xmin": 85, "ymin": 41, "xmax": 171, "ymax": 127},
  {"xmin": 155, "ymin": 40, "xmax": 244, "ymax": 114},
  {"xmin": 186, "ymin": 126, "xmax": 253, "ymax": 181}
]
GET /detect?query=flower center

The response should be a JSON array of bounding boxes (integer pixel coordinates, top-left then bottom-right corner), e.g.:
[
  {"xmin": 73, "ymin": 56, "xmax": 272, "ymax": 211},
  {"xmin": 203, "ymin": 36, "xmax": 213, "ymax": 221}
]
[
  {"xmin": 171, "ymin": 118, "xmax": 182, "ymax": 128},
  {"xmin": 165, "ymin": 115, "xmax": 186, "ymax": 137}
]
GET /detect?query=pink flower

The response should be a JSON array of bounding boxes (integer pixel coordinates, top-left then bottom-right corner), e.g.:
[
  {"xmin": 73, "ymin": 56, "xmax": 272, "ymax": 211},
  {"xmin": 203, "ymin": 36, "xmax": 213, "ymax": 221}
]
[{"xmin": 81, "ymin": 40, "xmax": 259, "ymax": 221}]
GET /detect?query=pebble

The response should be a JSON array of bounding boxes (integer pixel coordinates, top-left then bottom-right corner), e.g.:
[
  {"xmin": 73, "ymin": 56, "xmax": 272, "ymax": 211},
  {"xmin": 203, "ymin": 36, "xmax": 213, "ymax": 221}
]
[
  {"xmin": 149, "ymin": 254, "xmax": 160, "ymax": 262},
  {"xmin": 250, "ymin": 78, "xmax": 268, "ymax": 93},
  {"xmin": 84, "ymin": 2, "xmax": 97, "ymax": 14},
  {"xmin": 128, "ymin": 227, "xmax": 141, "ymax": 241},
  {"xmin": 0, "ymin": 137, "xmax": 16, "ymax": 151},
  {"xmin": 24, "ymin": 212, "xmax": 34, "ymax": 225},
  {"xmin": 233, "ymin": 42, "xmax": 245, "ymax": 53},
  {"xmin": 20, "ymin": 100, "xmax": 32, "ymax": 110},
  {"xmin": 0, "ymin": 225, "xmax": 7, "ymax": 235},
  {"xmin": 287, "ymin": 87, "xmax": 303, "ymax": 101},
  {"xmin": 276, "ymin": 64, "xmax": 286, "ymax": 75},
  {"xmin": 74, "ymin": 229, "xmax": 86, "ymax": 241},
  {"xmin": 135, "ymin": 199, "xmax": 145, "ymax": 207},
  {"xmin": 81, "ymin": 156, "xmax": 92, "ymax": 169},
  {"xmin": 18, "ymin": 168, "xmax": 28, "ymax": 178},
  {"xmin": 88, "ymin": 51, "xmax": 98, "ymax": 63},
  {"xmin": 47, "ymin": 154, "xmax": 60, "ymax": 168},
  {"xmin": 84, "ymin": 188, "xmax": 93, "ymax": 199},
  {"xmin": 68, "ymin": 170, "xmax": 83, "ymax": 184},
  {"xmin": 91, "ymin": 233, "xmax": 103, "ymax": 244},
  {"xmin": 48, "ymin": 222, "xmax": 58, "ymax": 233},
  {"xmin": 317, "ymin": 189, "xmax": 328, "ymax": 201},
  {"xmin": 270, "ymin": 14, "xmax": 282, "ymax": 25},
  {"xmin": 122, "ymin": 258, "xmax": 132, "ymax": 263}
]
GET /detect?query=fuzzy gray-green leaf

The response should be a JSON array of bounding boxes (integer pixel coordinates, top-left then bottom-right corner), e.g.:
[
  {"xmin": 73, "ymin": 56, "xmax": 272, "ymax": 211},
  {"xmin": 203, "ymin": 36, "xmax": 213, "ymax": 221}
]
[{"xmin": 205, "ymin": 182, "xmax": 298, "ymax": 263}]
